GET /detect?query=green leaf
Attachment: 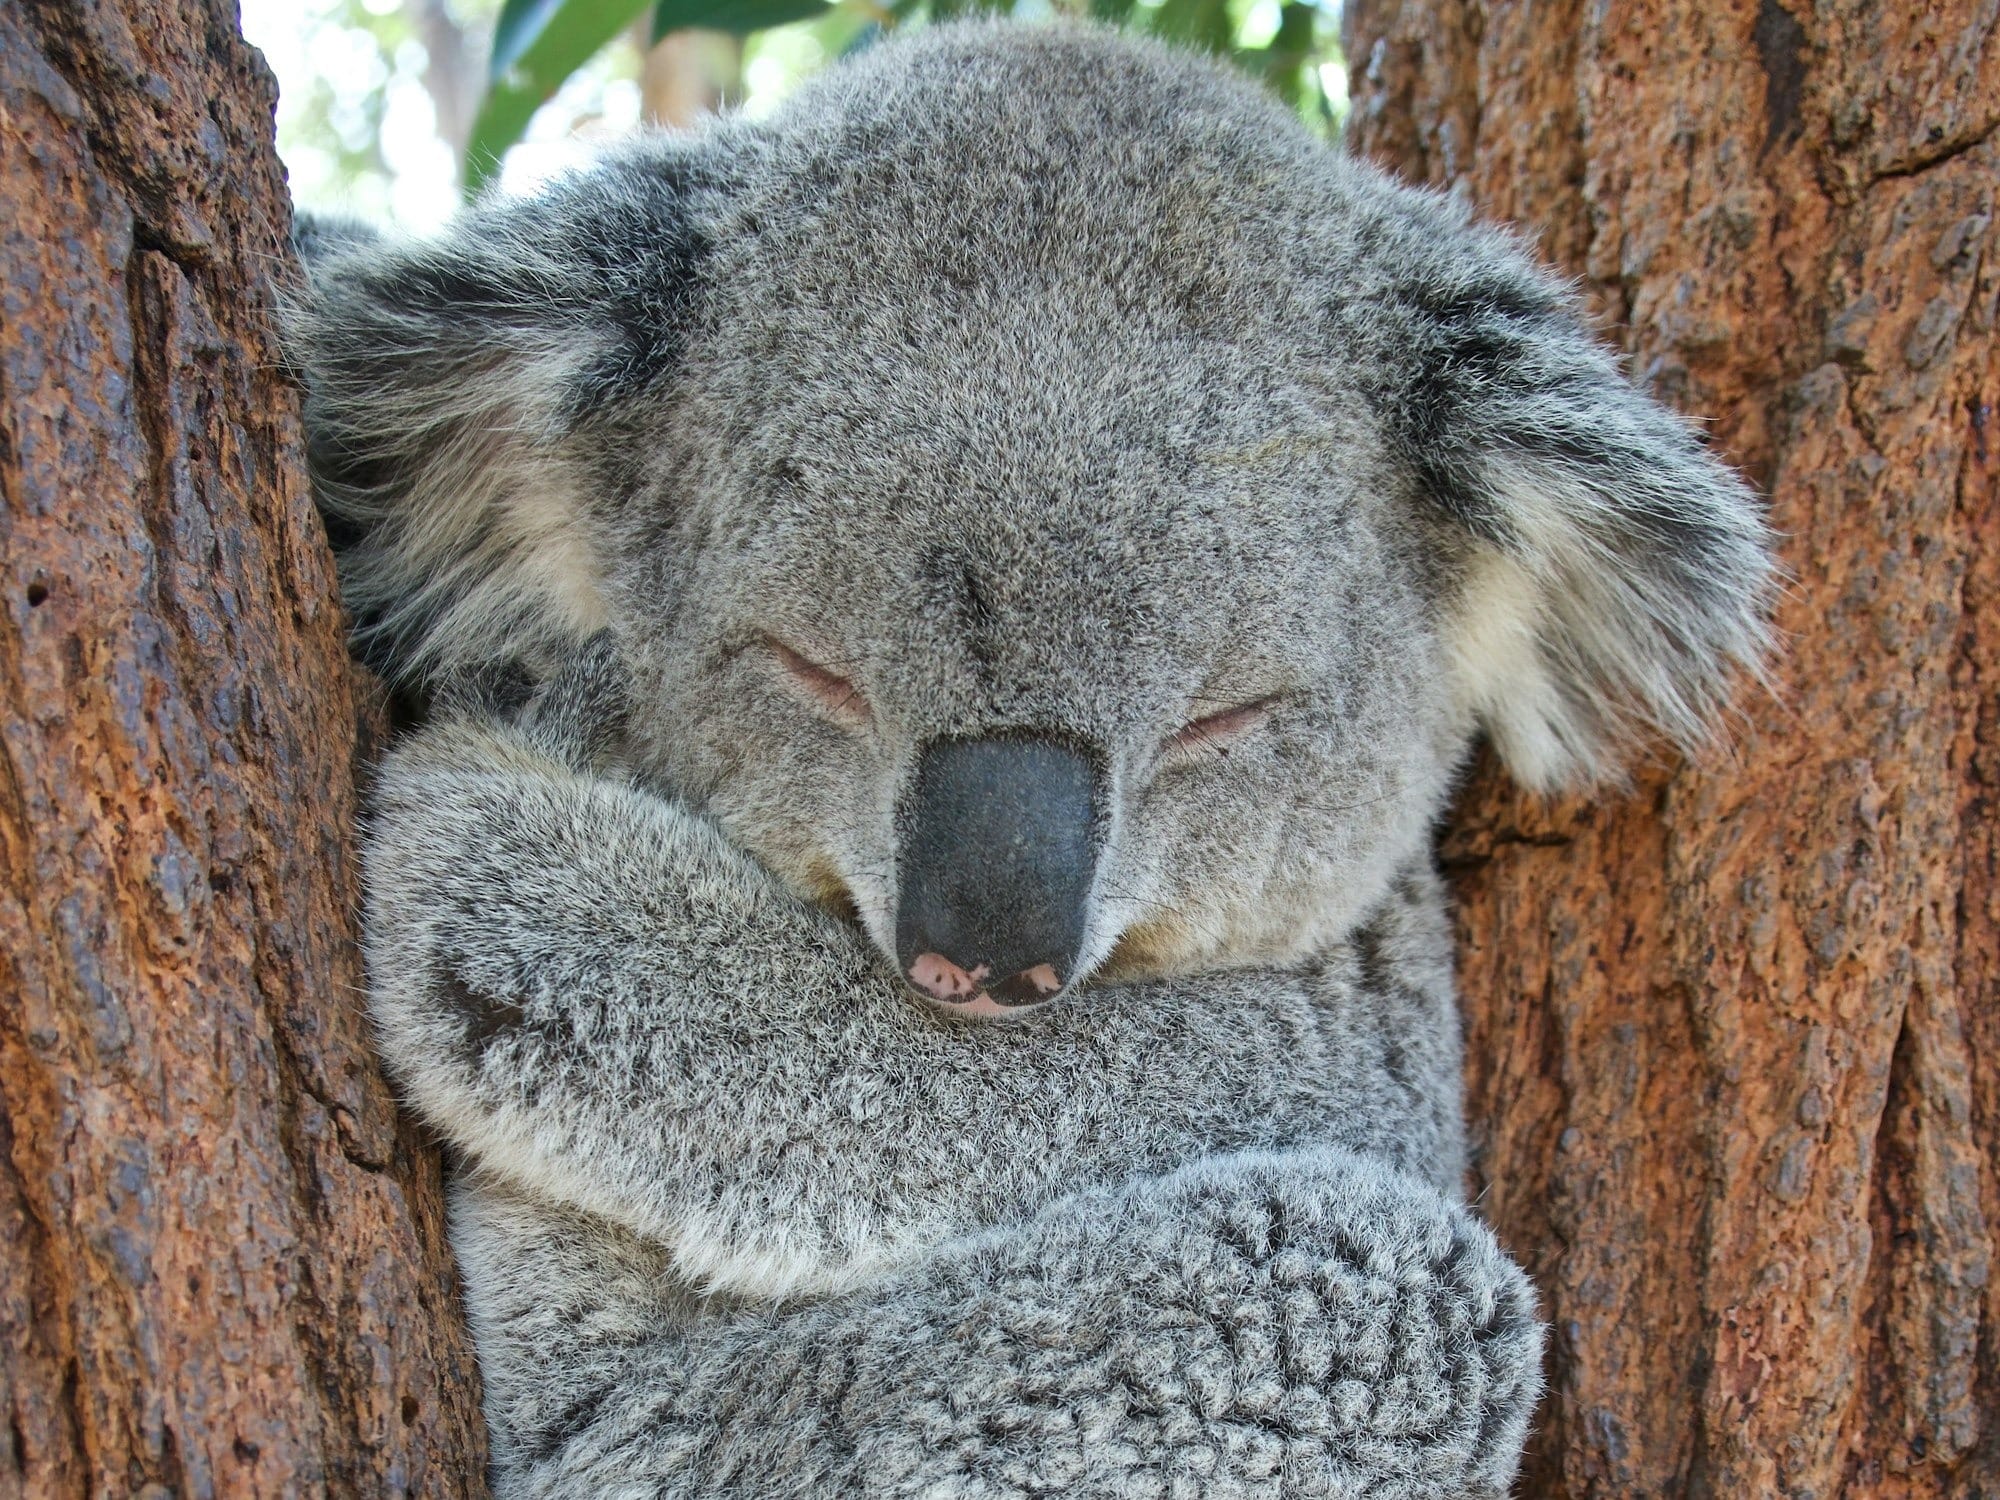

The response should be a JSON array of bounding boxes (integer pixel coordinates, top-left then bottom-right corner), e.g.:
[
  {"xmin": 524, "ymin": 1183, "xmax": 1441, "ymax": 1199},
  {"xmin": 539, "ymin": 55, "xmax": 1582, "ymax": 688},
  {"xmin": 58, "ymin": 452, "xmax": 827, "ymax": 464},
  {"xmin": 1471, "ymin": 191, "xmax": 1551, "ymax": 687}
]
[
  {"xmin": 466, "ymin": 0, "xmax": 650, "ymax": 195},
  {"xmin": 1252, "ymin": 0, "xmax": 1316, "ymax": 109},
  {"xmin": 841, "ymin": 19, "xmax": 886, "ymax": 56},
  {"xmin": 1147, "ymin": 0, "xmax": 1233, "ymax": 55},
  {"xmin": 650, "ymin": 0, "xmax": 832, "ymax": 42}
]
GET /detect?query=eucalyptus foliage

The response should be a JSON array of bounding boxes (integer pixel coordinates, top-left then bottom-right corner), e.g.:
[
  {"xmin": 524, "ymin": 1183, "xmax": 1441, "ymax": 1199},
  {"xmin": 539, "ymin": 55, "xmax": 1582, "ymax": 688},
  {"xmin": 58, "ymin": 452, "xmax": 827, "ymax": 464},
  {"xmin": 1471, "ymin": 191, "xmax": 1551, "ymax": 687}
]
[{"xmin": 467, "ymin": 0, "xmax": 1342, "ymax": 194}]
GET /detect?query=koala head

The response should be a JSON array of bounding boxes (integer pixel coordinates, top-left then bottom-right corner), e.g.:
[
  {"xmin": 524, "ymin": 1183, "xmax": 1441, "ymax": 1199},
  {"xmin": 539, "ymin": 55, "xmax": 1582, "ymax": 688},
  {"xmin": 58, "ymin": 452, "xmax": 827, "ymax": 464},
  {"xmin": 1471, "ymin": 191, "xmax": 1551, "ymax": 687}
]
[{"xmin": 288, "ymin": 22, "xmax": 1772, "ymax": 1018}]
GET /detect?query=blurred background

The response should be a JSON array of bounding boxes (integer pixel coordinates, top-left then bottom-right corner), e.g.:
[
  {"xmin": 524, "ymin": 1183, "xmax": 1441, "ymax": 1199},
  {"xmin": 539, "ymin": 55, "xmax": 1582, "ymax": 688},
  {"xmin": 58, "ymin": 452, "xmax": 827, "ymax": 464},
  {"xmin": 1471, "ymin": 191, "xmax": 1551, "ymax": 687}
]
[{"xmin": 240, "ymin": 0, "xmax": 1349, "ymax": 232}]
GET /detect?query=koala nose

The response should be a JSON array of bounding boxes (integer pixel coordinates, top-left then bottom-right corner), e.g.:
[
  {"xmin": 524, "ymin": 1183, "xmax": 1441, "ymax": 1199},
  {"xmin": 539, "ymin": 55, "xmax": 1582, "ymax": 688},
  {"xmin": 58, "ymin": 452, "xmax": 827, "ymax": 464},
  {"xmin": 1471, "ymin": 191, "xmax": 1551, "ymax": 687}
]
[{"xmin": 895, "ymin": 736, "xmax": 1098, "ymax": 1017}]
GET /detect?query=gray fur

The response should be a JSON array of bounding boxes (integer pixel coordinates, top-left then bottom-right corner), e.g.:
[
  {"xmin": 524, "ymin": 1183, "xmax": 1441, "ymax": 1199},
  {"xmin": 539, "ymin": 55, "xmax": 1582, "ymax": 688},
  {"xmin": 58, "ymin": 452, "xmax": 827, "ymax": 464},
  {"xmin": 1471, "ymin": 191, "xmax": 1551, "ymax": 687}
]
[
  {"xmin": 369, "ymin": 675, "xmax": 1468, "ymax": 1297},
  {"xmin": 288, "ymin": 20, "xmax": 1775, "ymax": 1497},
  {"xmin": 370, "ymin": 691, "xmax": 1533, "ymax": 1496},
  {"xmin": 458, "ymin": 1150, "xmax": 1539, "ymax": 1498}
]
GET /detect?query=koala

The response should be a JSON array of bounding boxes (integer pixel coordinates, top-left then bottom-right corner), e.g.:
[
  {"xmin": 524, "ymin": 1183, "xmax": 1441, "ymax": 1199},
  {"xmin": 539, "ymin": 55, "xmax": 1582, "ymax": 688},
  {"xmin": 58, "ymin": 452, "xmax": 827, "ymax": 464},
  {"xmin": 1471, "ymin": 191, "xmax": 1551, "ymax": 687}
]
[{"xmin": 287, "ymin": 20, "xmax": 1773, "ymax": 1499}]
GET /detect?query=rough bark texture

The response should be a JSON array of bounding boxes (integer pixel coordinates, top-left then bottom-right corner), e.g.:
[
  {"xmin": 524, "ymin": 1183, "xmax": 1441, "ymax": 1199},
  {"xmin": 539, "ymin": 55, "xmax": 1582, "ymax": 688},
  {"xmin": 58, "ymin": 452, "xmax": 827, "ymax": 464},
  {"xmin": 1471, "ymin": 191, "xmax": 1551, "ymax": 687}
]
[
  {"xmin": 1345, "ymin": 1, "xmax": 1998, "ymax": 1496},
  {"xmin": 0, "ymin": 2, "xmax": 486, "ymax": 1495}
]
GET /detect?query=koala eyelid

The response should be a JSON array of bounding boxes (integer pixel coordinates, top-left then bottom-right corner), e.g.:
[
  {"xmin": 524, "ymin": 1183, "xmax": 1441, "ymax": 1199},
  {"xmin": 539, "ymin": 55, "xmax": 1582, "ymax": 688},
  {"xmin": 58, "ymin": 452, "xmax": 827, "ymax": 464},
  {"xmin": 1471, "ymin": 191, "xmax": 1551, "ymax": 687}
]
[
  {"xmin": 762, "ymin": 636, "xmax": 873, "ymax": 728},
  {"xmin": 1163, "ymin": 696, "xmax": 1279, "ymax": 759}
]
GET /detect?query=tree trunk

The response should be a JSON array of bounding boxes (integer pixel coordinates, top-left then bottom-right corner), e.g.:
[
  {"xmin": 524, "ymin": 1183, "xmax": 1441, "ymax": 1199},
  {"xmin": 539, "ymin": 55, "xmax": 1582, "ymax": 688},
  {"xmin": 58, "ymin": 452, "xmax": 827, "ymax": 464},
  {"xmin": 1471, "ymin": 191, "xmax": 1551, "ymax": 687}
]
[
  {"xmin": 1344, "ymin": 2, "xmax": 1998, "ymax": 1496},
  {"xmin": 0, "ymin": 2, "xmax": 485, "ymax": 1495}
]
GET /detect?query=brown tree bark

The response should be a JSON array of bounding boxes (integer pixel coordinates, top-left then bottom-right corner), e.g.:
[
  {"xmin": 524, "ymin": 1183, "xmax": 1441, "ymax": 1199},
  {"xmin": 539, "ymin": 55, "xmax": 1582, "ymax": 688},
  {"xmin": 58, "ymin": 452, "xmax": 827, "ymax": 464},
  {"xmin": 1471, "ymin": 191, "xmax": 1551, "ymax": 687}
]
[
  {"xmin": 1344, "ymin": 1, "xmax": 1998, "ymax": 1496},
  {"xmin": 0, "ymin": 2, "xmax": 485, "ymax": 1495}
]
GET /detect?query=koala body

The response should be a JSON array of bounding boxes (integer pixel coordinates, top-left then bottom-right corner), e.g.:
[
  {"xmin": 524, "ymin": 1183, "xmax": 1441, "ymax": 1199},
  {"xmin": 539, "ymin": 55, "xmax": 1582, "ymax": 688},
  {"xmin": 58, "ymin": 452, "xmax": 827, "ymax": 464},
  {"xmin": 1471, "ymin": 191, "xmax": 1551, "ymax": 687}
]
[{"xmin": 290, "ymin": 21, "xmax": 1771, "ymax": 1498}]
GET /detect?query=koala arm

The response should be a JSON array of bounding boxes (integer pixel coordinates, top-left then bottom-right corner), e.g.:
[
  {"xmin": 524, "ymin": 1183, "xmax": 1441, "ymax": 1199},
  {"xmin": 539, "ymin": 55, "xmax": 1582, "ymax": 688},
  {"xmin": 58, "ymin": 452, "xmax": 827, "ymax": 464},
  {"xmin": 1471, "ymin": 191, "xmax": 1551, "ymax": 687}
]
[
  {"xmin": 459, "ymin": 1145, "xmax": 1542, "ymax": 1500},
  {"xmin": 364, "ymin": 703, "xmax": 1465, "ymax": 1301}
]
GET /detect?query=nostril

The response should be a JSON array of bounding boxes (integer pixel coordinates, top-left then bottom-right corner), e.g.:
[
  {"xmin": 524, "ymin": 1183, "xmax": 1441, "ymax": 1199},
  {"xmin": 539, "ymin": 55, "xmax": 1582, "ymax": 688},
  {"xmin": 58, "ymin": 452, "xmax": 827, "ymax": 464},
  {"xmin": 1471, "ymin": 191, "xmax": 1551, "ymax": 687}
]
[
  {"xmin": 907, "ymin": 952, "xmax": 990, "ymax": 1001},
  {"xmin": 987, "ymin": 965, "xmax": 1063, "ymax": 1006},
  {"xmin": 902, "ymin": 952, "xmax": 1066, "ymax": 1012}
]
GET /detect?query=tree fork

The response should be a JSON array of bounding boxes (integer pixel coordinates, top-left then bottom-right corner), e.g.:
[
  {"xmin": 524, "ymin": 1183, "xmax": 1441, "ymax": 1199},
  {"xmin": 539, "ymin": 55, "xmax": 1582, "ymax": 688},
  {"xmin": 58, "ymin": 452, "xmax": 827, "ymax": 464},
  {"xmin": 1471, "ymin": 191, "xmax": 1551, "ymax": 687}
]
[
  {"xmin": 3, "ymin": 0, "xmax": 1993, "ymax": 1496},
  {"xmin": 0, "ymin": 1, "xmax": 484, "ymax": 1494},
  {"xmin": 1344, "ymin": 0, "xmax": 2000, "ymax": 1495}
]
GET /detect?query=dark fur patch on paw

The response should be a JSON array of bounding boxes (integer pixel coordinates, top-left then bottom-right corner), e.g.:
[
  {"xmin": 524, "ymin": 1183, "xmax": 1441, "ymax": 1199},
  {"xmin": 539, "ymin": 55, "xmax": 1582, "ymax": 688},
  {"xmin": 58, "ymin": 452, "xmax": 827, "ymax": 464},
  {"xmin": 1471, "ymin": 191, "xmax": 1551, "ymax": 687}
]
[
  {"xmin": 436, "ymin": 658, "xmax": 541, "ymax": 720},
  {"xmin": 524, "ymin": 1382, "xmax": 615, "ymax": 1464},
  {"xmin": 439, "ymin": 971, "xmax": 529, "ymax": 1065}
]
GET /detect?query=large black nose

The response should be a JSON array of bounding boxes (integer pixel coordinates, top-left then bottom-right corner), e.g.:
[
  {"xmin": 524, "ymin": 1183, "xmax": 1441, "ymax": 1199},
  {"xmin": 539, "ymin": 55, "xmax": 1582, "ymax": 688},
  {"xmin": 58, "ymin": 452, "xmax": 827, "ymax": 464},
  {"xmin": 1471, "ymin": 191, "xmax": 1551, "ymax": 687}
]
[{"xmin": 895, "ymin": 736, "xmax": 1099, "ymax": 1012}]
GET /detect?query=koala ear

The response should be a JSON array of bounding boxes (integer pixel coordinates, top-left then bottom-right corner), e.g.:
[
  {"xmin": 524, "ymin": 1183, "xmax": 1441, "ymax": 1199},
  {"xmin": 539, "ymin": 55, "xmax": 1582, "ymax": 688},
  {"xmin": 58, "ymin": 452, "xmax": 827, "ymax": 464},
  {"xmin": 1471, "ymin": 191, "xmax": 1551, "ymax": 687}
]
[
  {"xmin": 283, "ymin": 153, "xmax": 715, "ymax": 688},
  {"xmin": 1381, "ymin": 245, "xmax": 1777, "ymax": 791}
]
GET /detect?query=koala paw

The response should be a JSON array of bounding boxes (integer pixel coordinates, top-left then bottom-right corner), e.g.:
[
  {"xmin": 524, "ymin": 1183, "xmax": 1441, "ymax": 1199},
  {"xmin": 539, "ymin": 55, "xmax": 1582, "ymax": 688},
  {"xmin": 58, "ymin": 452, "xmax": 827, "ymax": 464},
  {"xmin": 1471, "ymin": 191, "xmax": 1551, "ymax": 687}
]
[{"xmin": 877, "ymin": 1149, "xmax": 1545, "ymax": 1498}]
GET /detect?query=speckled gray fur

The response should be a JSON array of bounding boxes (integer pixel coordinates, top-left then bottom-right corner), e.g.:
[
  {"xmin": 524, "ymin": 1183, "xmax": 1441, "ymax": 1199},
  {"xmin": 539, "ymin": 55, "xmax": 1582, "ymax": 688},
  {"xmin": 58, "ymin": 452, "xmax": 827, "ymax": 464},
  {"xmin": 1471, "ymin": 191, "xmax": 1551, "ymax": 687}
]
[
  {"xmin": 373, "ymin": 688, "xmax": 1534, "ymax": 1497},
  {"xmin": 288, "ymin": 20, "xmax": 1774, "ymax": 1497}
]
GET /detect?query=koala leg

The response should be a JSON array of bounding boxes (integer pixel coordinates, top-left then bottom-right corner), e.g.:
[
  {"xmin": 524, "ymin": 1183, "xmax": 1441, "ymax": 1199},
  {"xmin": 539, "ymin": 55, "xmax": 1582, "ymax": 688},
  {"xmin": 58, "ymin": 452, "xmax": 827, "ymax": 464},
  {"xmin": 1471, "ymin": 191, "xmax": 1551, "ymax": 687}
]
[{"xmin": 458, "ymin": 1147, "xmax": 1543, "ymax": 1500}]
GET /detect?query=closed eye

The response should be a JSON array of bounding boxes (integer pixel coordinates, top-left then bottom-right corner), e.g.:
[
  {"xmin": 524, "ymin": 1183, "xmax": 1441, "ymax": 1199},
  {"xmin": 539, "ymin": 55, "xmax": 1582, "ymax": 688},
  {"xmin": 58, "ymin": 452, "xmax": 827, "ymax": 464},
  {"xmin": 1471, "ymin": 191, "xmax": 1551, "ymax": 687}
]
[
  {"xmin": 1163, "ymin": 696, "xmax": 1278, "ymax": 759},
  {"xmin": 763, "ymin": 636, "xmax": 873, "ymax": 729}
]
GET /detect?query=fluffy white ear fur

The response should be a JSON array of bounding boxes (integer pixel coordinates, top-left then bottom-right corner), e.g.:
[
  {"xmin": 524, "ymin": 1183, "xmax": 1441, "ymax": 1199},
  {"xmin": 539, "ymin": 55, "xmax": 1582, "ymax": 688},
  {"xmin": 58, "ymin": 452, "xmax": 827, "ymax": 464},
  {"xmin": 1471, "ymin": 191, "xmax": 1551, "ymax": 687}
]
[
  {"xmin": 1390, "ymin": 259, "xmax": 1776, "ymax": 790},
  {"xmin": 1446, "ymin": 542, "xmax": 1574, "ymax": 786},
  {"xmin": 286, "ymin": 151, "xmax": 714, "ymax": 688},
  {"xmin": 285, "ymin": 234, "xmax": 613, "ymax": 685},
  {"xmin": 1445, "ymin": 452, "xmax": 1775, "ymax": 791},
  {"xmin": 335, "ymin": 340, "xmax": 610, "ymax": 683}
]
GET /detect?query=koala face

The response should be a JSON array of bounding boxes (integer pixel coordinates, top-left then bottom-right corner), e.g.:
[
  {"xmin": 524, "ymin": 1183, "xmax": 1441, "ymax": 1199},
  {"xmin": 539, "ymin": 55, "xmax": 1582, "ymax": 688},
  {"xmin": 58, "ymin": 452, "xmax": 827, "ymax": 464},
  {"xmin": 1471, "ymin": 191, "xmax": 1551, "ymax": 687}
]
[
  {"xmin": 289, "ymin": 23, "xmax": 1772, "ymax": 1016},
  {"xmin": 606, "ymin": 296, "xmax": 1461, "ymax": 1006}
]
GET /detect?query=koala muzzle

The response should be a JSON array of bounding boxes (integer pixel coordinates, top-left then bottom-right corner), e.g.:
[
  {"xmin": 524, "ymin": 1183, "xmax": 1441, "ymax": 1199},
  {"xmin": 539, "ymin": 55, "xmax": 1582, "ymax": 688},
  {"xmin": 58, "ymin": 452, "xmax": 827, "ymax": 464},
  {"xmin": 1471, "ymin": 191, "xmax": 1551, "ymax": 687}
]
[{"xmin": 895, "ymin": 736, "xmax": 1098, "ymax": 1017}]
